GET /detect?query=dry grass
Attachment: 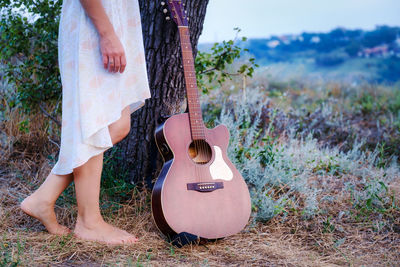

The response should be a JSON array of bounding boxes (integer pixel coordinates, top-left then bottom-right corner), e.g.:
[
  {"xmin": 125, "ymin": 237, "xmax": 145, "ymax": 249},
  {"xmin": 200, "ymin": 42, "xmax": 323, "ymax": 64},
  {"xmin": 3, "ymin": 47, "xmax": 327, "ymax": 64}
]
[{"xmin": 1, "ymin": 109, "xmax": 399, "ymax": 266}]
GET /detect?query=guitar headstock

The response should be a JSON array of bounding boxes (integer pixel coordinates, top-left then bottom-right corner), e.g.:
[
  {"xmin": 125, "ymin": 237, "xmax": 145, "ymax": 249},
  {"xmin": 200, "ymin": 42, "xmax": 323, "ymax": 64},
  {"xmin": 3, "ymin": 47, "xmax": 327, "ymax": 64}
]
[{"xmin": 161, "ymin": 0, "xmax": 188, "ymax": 26}]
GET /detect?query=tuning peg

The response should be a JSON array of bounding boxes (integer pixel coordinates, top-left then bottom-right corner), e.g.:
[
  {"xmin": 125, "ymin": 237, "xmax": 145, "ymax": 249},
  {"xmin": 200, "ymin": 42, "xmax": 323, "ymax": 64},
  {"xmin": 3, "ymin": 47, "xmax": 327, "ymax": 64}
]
[
  {"xmin": 166, "ymin": 16, "xmax": 170, "ymax": 20},
  {"xmin": 161, "ymin": 1, "xmax": 165, "ymax": 5},
  {"xmin": 163, "ymin": 8, "xmax": 168, "ymax": 13}
]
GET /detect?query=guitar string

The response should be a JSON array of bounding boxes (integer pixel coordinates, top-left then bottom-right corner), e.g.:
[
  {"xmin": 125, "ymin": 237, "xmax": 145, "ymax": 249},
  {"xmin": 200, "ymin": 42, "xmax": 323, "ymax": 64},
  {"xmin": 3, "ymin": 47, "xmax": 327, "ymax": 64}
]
[
  {"xmin": 194, "ymin": 33, "xmax": 208, "ymax": 183},
  {"xmin": 183, "ymin": 28, "xmax": 203, "ymax": 183},
  {"xmin": 171, "ymin": 0, "xmax": 211, "ymax": 184},
  {"xmin": 182, "ymin": 27, "xmax": 210, "ymax": 183}
]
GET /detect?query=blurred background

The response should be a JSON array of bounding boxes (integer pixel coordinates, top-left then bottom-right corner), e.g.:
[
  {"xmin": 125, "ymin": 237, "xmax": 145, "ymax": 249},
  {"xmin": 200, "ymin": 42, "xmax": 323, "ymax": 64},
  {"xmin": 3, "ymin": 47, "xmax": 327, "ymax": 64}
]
[{"xmin": 198, "ymin": 0, "xmax": 400, "ymax": 84}]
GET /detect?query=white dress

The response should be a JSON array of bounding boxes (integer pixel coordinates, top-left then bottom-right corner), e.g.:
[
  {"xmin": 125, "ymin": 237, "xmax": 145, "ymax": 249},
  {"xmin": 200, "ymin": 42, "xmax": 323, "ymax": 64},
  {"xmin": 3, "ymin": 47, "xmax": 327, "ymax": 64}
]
[{"xmin": 51, "ymin": 0, "xmax": 151, "ymax": 175}]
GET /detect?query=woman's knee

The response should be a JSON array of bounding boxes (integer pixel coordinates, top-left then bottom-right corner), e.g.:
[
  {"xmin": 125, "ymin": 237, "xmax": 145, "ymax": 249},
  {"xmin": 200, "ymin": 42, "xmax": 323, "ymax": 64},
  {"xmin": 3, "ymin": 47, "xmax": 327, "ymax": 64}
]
[
  {"xmin": 109, "ymin": 116, "xmax": 131, "ymax": 144},
  {"xmin": 120, "ymin": 120, "xmax": 131, "ymax": 138}
]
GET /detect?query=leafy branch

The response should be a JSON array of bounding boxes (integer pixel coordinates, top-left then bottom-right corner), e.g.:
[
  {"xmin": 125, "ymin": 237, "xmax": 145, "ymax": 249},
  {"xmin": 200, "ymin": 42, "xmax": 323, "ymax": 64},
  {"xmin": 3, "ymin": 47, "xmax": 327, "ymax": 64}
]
[{"xmin": 195, "ymin": 27, "xmax": 259, "ymax": 94}]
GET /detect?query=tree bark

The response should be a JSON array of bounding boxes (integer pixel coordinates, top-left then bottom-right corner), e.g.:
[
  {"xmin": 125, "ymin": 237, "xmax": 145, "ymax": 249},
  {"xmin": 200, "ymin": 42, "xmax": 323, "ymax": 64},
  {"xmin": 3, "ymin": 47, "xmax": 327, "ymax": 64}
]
[{"xmin": 106, "ymin": 0, "xmax": 209, "ymax": 187}]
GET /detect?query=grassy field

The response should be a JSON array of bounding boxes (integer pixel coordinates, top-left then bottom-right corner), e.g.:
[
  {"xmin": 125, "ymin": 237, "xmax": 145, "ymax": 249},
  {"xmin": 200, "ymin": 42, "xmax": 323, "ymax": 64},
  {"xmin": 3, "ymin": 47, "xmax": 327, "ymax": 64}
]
[{"xmin": 1, "ymin": 65, "xmax": 400, "ymax": 266}]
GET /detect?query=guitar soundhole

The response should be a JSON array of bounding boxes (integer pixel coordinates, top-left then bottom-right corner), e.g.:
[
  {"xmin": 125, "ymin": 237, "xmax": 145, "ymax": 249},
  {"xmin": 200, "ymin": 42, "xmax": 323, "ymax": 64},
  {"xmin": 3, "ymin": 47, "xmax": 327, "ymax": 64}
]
[{"xmin": 188, "ymin": 139, "xmax": 212, "ymax": 164}]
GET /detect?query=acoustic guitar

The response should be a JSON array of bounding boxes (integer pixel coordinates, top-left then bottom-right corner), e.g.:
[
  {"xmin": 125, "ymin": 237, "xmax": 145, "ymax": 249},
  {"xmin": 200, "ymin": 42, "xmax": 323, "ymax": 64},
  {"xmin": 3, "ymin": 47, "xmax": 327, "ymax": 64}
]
[{"xmin": 151, "ymin": 0, "xmax": 251, "ymax": 242}]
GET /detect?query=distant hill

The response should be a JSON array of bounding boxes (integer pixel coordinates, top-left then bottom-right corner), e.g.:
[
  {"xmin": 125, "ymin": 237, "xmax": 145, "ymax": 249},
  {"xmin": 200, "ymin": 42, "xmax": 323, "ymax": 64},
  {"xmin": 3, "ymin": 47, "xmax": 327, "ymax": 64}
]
[{"xmin": 199, "ymin": 26, "xmax": 400, "ymax": 84}]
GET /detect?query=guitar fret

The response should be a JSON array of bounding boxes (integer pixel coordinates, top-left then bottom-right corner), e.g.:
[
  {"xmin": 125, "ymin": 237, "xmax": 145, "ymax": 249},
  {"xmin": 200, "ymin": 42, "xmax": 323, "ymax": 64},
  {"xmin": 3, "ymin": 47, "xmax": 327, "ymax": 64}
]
[{"xmin": 178, "ymin": 29, "xmax": 205, "ymax": 131}]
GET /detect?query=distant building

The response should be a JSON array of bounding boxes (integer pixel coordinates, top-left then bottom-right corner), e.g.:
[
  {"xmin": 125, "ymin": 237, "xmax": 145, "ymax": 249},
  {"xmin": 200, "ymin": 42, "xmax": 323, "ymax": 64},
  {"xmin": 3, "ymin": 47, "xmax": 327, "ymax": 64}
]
[
  {"xmin": 277, "ymin": 35, "xmax": 290, "ymax": 45},
  {"xmin": 310, "ymin": 36, "xmax": 321, "ymax": 44},
  {"xmin": 395, "ymin": 36, "xmax": 400, "ymax": 47},
  {"xmin": 359, "ymin": 45, "xmax": 389, "ymax": 58},
  {"xmin": 267, "ymin": 40, "xmax": 280, "ymax": 48}
]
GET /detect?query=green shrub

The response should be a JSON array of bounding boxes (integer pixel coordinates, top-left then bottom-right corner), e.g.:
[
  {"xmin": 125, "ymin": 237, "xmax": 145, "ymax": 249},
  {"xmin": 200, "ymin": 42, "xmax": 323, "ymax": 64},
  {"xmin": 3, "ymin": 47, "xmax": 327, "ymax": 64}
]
[
  {"xmin": 0, "ymin": 0, "xmax": 62, "ymax": 115},
  {"xmin": 209, "ymin": 86, "xmax": 399, "ymax": 224}
]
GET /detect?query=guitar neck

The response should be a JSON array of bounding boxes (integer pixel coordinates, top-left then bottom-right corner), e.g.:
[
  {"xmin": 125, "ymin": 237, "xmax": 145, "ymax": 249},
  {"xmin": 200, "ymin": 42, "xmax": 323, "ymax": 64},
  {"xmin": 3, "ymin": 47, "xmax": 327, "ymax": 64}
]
[{"xmin": 178, "ymin": 26, "xmax": 205, "ymax": 140}]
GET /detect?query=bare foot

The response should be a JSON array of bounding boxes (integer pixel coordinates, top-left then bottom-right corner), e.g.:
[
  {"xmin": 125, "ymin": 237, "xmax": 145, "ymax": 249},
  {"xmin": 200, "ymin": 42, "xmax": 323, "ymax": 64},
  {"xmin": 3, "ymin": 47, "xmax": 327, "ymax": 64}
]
[
  {"xmin": 20, "ymin": 194, "xmax": 71, "ymax": 236},
  {"xmin": 73, "ymin": 217, "xmax": 138, "ymax": 245}
]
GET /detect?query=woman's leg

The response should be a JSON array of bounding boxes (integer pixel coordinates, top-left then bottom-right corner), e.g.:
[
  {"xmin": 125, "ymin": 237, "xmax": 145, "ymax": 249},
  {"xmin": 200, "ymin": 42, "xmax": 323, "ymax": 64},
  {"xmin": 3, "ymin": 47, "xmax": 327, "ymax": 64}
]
[
  {"xmin": 72, "ymin": 149, "xmax": 137, "ymax": 245},
  {"xmin": 21, "ymin": 105, "xmax": 135, "ymax": 243},
  {"xmin": 73, "ymin": 106, "xmax": 136, "ymax": 245},
  {"xmin": 20, "ymin": 172, "xmax": 73, "ymax": 235}
]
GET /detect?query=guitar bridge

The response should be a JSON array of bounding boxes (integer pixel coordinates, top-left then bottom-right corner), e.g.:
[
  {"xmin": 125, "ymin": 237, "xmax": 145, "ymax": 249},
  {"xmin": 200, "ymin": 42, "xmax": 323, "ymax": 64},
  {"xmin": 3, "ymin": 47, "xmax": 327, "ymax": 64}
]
[{"xmin": 187, "ymin": 182, "xmax": 224, "ymax": 192}]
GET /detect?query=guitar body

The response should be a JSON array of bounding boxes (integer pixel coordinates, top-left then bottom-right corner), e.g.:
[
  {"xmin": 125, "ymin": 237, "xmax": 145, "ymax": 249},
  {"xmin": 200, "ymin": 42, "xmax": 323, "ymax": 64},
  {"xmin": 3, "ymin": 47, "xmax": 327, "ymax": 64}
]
[{"xmin": 152, "ymin": 113, "xmax": 251, "ymax": 239}]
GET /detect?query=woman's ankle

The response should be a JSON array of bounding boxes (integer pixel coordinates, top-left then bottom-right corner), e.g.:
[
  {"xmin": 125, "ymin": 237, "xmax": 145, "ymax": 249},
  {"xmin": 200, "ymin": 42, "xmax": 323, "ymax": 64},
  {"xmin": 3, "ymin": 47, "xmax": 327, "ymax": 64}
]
[
  {"xmin": 75, "ymin": 213, "xmax": 105, "ymax": 229},
  {"xmin": 22, "ymin": 191, "xmax": 55, "ymax": 207}
]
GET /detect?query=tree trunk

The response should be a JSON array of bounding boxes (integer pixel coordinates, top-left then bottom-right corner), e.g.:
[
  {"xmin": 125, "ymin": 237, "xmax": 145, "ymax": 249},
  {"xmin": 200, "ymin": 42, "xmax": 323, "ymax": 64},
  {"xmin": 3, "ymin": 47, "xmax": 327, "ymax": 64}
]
[{"xmin": 106, "ymin": 0, "xmax": 209, "ymax": 187}]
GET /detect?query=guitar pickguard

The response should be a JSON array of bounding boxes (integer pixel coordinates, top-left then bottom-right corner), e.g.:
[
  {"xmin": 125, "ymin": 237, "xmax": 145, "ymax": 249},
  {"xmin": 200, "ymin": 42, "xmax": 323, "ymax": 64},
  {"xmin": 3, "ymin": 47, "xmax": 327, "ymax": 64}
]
[{"xmin": 209, "ymin": 145, "xmax": 233, "ymax": 181}]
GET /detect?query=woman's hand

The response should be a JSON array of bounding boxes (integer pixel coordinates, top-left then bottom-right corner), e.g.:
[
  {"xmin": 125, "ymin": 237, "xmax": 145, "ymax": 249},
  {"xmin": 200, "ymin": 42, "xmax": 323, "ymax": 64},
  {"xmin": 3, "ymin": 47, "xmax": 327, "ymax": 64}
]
[
  {"xmin": 78, "ymin": 0, "xmax": 126, "ymax": 73},
  {"xmin": 99, "ymin": 33, "xmax": 127, "ymax": 73}
]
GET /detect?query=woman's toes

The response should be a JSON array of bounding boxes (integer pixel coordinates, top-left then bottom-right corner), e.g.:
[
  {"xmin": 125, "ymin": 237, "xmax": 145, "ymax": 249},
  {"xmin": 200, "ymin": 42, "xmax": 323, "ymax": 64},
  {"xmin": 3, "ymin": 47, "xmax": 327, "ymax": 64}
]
[
  {"xmin": 73, "ymin": 220, "xmax": 138, "ymax": 245},
  {"xmin": 122, "ymin": 235, "xmax": 138, "ymax": 245},
  {"xmin": 54, "ymin": 225, "xmax": 72, "ymax": 236}
]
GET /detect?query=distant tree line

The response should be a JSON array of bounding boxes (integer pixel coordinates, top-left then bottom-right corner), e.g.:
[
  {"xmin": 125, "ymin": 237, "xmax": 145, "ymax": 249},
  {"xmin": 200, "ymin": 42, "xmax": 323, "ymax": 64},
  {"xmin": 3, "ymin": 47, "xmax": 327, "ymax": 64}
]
[
  {"xmin": 231, "ymin": 26, "xmax": 400, "ymax": 83},
  {"xmin": 244, "ymin": 26, "xmax": 399, "ymax": 61}
]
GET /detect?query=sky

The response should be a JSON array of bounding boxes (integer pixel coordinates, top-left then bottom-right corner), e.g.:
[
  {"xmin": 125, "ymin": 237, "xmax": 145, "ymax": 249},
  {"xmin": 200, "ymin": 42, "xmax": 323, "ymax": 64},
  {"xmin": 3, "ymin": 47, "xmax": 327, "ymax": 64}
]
[{"xmin": 198, "ymin": 0, "xmax": 400, "ymax": 43}]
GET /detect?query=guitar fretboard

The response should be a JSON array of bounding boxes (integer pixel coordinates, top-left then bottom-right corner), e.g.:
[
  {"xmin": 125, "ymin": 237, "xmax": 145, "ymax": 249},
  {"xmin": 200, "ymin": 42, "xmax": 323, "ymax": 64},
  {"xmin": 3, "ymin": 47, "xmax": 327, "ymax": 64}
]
[{"xmin": 178, "ymin": 26, "xmax": 205, "ymax": 140}]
